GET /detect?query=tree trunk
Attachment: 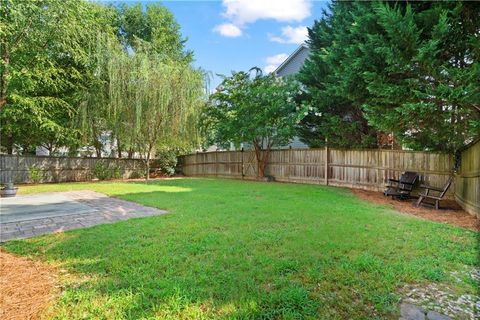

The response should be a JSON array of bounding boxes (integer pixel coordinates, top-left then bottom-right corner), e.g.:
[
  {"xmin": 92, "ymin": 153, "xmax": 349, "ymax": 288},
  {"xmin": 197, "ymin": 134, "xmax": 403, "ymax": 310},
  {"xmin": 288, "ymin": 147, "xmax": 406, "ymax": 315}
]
[
  {"xmin": 117, "ymin": 138, "xmax": 122, "ymax": 158},
  {"xmin": 128, "ymin": 148, "xmax": 134, "ymax": 159},
  {"xmin": 6, "ymin": 133, "xmax": 13, "ymax": 154},
  {"xmin": 95, "ymin": 145, "xmax": 101, "ymax": 158},
  {"xmin": 0, "ymin": 44, "xmax": 9, "ymax": 112},
  {"xmin": 145, "ymin": 153, "xmax": 150, "ymax": 181},
  {"xmin": 144, "ymin": 143, "xmax": 155, "ymax": 181},
  {"xmin": 253, "ymin": 140, "xmax": 270, "ymax": 178}
]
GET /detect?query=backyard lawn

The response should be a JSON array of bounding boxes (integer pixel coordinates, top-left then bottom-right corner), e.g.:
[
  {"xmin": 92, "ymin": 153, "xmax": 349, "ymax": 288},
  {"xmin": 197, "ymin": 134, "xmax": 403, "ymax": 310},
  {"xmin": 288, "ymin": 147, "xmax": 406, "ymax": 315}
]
[{"xmin": 4, "ymin": 178, "xmax": 479, "ymax": 319}]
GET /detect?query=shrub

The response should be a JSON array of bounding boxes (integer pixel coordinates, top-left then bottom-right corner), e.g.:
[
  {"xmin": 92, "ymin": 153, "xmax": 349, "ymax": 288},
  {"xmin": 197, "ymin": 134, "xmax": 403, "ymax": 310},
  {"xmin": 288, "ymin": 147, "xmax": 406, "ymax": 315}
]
[
  {"xmin": 154, "ymin": 150, "xmax": 178, "ymax": 176},
  {"xmin": 28, "ymin": 165, "xmax": 43, "ymax": 184},
  {"xmin": 92, "ymin": 162, "xmax": 112, "ymax": 180},
  {"xmin": 130, "ymin": 169, "xmax": 146, "ymax": 179},
  {"xmin": 112, "ymin": 166, "xmax": 123, "ymax": 179}
]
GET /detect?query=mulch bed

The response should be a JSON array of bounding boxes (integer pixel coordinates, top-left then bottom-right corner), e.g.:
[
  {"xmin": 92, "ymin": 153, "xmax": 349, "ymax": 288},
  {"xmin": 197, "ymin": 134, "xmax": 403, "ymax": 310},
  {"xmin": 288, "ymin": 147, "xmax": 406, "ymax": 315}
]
[
  {"xmin": 352, "ymin": 189, "xmax": 479, "ymax": 232},
  {"xmin": 0, "ymin": 249, "xmax": 59, "ymax": 320}
]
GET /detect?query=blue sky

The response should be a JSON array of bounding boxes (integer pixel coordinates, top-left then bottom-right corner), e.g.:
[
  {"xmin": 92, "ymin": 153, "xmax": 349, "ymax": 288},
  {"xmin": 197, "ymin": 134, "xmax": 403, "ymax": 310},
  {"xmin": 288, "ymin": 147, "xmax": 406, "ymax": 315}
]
[{"xmin": 107, "ymin": 1, "xmax": 329, "ymax": 88}]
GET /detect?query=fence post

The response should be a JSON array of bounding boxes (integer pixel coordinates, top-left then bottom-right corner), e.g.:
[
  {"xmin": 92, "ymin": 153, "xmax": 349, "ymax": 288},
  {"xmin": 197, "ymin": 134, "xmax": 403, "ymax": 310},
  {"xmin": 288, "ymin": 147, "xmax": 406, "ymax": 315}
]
[
  {"xmin": 324, "ymin": 139, "xmax": 329, "ymax": 186},
  {"xmin": 195, "ymin": 151, "xmax": 199, "ymax": 176},
  {"xmin": 377, "ymin": 149, "xmax": 381, "ymax": 191},
  {"xmin": 241, "ymin": 148, "xmax": 244, "ymax": 179},
  {"xmin": 288, "ymin": 146, "xmax": 292, "ymax": 179}
]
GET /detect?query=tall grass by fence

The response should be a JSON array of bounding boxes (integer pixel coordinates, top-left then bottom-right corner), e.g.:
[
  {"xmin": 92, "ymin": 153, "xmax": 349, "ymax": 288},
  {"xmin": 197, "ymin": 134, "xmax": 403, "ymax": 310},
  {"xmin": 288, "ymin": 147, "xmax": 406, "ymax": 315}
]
[
  {"xmin": 454, "ymin": 139, "xmax": 480, "ymax": 218},
  {"xmin": 0, "ymin": 155, "xmax": 146, "ymax": 184},
  {"xmin": 179, "ymin": 148, "xmax": 455, "ymax": 198}
]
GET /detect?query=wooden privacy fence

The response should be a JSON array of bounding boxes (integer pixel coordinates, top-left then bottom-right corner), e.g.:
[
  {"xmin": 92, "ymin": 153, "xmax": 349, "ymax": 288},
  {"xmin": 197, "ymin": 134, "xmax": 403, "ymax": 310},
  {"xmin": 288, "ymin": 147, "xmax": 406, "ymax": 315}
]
[
  {"xmin": 179, "ymin": 148, "xmax": 455, "ymax": 198},
  {"xmin": 454, "ymin": 139, "xmax": 480, "ymax": 218},
  {"xmin": 0, "ymin": 155, "xmax": 146, "ymax": 184}
]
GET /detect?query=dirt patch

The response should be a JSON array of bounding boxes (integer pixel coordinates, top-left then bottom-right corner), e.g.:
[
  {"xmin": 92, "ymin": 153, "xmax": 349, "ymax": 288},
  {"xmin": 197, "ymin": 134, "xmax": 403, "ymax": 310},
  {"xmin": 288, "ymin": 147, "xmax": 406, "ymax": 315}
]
[
  {"xmin": 0, "ymin": 249, "xmax": 59, "ymax": 320},
  {"xmin": 352, "ymin": 189, "xmax": 479, "ymax": 231}
]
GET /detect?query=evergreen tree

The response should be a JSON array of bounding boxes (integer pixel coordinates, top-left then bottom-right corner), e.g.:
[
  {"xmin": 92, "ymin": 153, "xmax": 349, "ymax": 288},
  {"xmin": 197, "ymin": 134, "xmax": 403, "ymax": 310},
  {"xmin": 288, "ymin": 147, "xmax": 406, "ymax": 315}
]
[
  {"xmin": 360, "ymin": 1, "xmax": 480, "ymax": 151},
  {"xmin": 298, "ymin": 1, "xmax": 480, "ymax": 151},
  {"xmin": 297, "ymin": 1, "xmax": 379, "ymax": 149}
]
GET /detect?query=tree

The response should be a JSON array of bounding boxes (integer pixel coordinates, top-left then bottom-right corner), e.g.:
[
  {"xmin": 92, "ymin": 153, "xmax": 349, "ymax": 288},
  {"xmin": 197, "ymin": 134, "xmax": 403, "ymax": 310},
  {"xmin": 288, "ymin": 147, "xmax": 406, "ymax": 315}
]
[
  {"xmin": 358, "ymin": 1, "xmax": 480, "ymax": 151},
  {"xmin": 206, "ymin": 69, "xmax": 306, "ymax": 178},
  {"xmin": 116, "ymin": 3, "xmax": 192, "ymax": 63},
  {"xmin": 298, "ymin": 1, "xmax": 479, "ymax": 152},
  {"xmin": 78, "ymin": 32, "xmax": 122, "ymax": 158},
  {"xmin": 297, "ymin": 1, "xmax": 380, "ymax": 149},
  {"xmin": 106, "ymin": 48, "xmax": 205, "ymax": 179},
  {"xmin": 0, "ymin": 0, "xmax": 116, "ymax": 154}
]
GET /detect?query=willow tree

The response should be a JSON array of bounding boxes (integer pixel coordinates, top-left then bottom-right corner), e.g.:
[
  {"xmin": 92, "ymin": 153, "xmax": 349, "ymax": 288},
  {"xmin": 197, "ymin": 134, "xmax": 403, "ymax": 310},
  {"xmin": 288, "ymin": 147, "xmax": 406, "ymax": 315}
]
[
  {"xmin": 78, "ymin": 32, "xmax": 121, "ymax": 157},
  {"xmin": 107, "ymin": 50, "xmax": 204, "ymax": 179}
]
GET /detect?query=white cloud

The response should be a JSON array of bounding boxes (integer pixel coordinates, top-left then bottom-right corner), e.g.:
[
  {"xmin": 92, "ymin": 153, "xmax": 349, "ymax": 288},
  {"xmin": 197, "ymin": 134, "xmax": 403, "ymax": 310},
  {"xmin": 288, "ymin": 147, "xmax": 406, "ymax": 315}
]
[
  {"xmin": 269, "ymin": 25, "xmax": 308, "ymax": 44},
  {"xmin": 213, "ymin": 0, "xmax": 311, "ymax": 38},
  {"xmin": 222, "ymin": 0, "xmax": 312, "ymax": 25},
  {"xmin": 213, "ymin": 23, "xmax": 242, "ymax": 37},
  {"xmin": 264, "ymin": 53, "xmax": 289, "ymax": 73}
]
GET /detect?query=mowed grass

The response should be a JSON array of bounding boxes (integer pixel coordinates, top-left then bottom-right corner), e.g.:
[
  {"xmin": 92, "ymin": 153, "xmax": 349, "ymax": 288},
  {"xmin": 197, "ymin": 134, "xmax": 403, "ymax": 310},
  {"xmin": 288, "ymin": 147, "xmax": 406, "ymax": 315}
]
[{"xmin": 4, "ymin": 178, "xmax": 479, "ymax": 319}]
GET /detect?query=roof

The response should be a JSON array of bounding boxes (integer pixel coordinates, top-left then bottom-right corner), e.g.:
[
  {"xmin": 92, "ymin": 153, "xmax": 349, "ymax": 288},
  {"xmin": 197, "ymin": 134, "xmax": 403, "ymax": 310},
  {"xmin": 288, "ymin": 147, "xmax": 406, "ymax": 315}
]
[{"xmin": 274, "ymin": 44, "xmax": 310, "ymax": 76}]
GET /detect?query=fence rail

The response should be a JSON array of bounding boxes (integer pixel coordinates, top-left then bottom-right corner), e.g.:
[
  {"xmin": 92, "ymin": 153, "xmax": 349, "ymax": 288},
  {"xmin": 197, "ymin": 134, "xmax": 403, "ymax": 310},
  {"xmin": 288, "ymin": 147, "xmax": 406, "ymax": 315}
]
[
  {"xmin": 179, "ymin": 148, "xmax": 456, "ymax": 199},
  {"xmin": 454, "ymin": 139, "xmax": 480, "ymax": 218},
  {"xmin": 0, "ymin": 155, "xmax": 146, "ymax": 183}
]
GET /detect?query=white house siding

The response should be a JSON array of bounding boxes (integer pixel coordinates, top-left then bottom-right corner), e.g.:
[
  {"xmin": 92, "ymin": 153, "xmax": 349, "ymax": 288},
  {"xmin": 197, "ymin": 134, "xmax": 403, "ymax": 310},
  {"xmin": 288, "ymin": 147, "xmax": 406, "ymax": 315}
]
[
  {"xmin": 276, "ymin": 46, "xmax": 311, "ymax": 77},
  {"xmin": 274, "ymin": 44, "xmax": 311, "ymax": 149}
]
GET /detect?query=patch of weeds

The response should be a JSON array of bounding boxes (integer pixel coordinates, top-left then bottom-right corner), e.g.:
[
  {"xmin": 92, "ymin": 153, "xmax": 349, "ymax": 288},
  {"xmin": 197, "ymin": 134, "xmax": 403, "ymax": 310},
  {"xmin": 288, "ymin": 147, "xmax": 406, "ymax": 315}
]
[{"xmin": 259, "ymin": 284, "xmax": 318, "ymax": 319}]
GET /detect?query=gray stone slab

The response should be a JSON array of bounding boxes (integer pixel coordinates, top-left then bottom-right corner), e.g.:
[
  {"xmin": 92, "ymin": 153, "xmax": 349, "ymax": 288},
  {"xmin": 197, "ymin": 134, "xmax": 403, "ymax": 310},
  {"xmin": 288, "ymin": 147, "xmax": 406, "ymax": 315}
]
[
  {"xmin": 0, "ymin": 193, "xmax": 96, "ymax": 223},
  {"xmin": 401, "ymin": 303, "xmax": 426, "ymax": 320},
  {"xmin": 0, "ymin": 190, "xmax": 167, "ymax": 241}
]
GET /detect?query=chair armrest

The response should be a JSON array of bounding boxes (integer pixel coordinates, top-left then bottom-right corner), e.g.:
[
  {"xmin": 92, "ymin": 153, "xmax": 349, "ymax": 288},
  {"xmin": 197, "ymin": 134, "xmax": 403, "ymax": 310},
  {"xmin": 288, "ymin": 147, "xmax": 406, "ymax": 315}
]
[
  {"xmin": 388, "ymin": 179, "xmax": 400, "ymax": 183},
  {"xmin": 423, "ymin": 194, "xmax": 442, "ymax": 200},
  {"xmin": 419, "ymin": 184, "xmax": 443, "ymax": 192},
  {"xmin": 401, "ymin": 181, "xmax": 416, "ymax": 185}
]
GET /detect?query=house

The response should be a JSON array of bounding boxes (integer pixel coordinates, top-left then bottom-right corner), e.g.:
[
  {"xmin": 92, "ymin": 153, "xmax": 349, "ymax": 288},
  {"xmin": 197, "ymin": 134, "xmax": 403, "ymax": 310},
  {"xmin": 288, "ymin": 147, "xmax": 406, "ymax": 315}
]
[
  {"xmin": 274, "ymin": 44, "xmax": 311, "ymax": 77},
  {"xmin": 273, "ymin": 44, "xmax": 311, "ymax": 149}
]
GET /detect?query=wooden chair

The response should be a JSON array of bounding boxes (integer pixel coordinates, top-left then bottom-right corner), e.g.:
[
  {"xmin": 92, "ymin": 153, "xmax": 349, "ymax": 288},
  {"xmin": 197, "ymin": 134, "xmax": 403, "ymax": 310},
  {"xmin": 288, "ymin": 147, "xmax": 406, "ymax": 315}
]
[
  {"xmin": 384, "ymin": 171, "xmax": 419, "ymax": 200},
  {"xmin": 416, "ymin": 176, "xmax": 453, "ymax": 210}
]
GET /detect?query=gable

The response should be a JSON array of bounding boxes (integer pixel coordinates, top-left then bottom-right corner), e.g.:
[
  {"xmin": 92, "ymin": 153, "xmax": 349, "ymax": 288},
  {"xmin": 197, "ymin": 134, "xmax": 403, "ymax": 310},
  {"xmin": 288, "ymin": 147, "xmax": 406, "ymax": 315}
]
[{"xmin": 275, "ymin": 45, "xmax": 311, "ymax": 77}]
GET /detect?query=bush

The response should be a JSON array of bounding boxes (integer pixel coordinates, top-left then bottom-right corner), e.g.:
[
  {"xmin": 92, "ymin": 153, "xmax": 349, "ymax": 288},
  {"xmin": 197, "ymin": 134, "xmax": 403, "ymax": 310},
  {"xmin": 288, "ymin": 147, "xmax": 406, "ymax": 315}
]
[
  {"xmin": 93, "ymin": 162, "xmax": 112, "ymax": 180},
  {"xmin": 154, "ymin": 150, "xmax": 178, "ymax": 176},
  {"xmin": 28, "ymin": 165, "xmax": 43, "ymax": 184},
  {"xmin": 112, "ymin": 166, "xmax": 123, "ymax": 179},
  {"xmin": 130, "ymin": 169, "xmax": 146, "ymax": 179}
]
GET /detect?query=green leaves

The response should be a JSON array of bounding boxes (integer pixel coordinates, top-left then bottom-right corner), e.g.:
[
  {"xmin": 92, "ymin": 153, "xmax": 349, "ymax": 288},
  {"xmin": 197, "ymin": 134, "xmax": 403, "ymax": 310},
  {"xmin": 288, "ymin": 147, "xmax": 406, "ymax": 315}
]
[
  {"xmin": 206, "ymin": 71, "xmax": 305, "ymax": 150},
  {"xmin": 299, "ymin": 1, "xmax": 480, "ymax": 151},
  {"xmin": 297, "ymin": 2, "xmax": 379, "ymax": 149},
  {"xmin": 0, "ymin": 0, "xmax": 201, "ymax": 156},
  {"xmin": 0, "ymin": 0, "xmax": 117, "ymax": 153}
]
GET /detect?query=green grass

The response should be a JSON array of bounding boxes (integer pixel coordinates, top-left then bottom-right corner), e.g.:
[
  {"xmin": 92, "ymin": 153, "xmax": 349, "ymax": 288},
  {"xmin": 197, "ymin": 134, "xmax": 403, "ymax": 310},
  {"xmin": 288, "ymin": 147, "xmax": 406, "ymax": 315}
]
[{"xmin": 4, "ymin": 178, "xmax": 479, "ymax": 319}]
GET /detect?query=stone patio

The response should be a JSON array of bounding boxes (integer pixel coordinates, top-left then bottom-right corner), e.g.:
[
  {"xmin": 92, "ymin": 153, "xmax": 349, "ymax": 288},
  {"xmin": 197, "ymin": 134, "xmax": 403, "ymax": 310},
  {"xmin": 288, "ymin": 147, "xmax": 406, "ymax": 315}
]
[{"xmin": 0, "ymin": 191, "xmax": 167, "ymax": 242}]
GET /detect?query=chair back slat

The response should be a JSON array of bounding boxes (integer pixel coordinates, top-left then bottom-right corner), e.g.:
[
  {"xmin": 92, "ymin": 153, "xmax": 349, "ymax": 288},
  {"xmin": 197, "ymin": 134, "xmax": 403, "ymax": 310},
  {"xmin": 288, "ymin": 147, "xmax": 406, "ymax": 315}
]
[
  {"xmin": 400, "ymin": 171, "xmax": 419, "ymax": 184},
  {"xmin": 440, "ymin": 176, "xmax": 454, "ymax": 197},
  {"xmin": 399, "ymin": 171, "xmax": 419, "ymax": 191}
]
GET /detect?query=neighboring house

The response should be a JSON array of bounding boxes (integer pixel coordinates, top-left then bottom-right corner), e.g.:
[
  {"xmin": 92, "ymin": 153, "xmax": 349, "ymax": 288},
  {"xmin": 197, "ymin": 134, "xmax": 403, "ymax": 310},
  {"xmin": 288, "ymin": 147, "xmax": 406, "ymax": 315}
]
[
  {"xmin": 273, "ymin": 43, "xmax": 311, "ymax": 149},
  {"xmin": 274, "ymin": 43, "xmax": 311, "ymax": 77}
]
